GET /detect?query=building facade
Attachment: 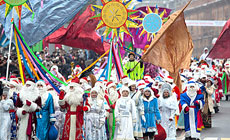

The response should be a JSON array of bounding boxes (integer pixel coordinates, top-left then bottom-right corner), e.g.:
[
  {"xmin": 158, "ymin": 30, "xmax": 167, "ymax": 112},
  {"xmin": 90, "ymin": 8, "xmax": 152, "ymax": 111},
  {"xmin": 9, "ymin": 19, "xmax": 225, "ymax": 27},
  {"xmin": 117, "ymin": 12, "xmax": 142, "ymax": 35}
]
[{"xmin": 183, "ymin": 0, "xmax": 230, "ymax": 57}]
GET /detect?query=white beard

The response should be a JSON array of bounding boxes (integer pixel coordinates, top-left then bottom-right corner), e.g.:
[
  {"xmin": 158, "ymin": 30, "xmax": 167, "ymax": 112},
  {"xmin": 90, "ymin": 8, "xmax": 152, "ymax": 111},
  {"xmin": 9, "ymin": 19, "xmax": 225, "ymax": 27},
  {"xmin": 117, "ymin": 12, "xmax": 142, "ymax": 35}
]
[
  {"xmin": 65, "ymin": 91, "xmax": 83, "ymax": 106},
  {"xmin": 20, "ymin": 87, "xmax": 40, "ymax": 102},
  {"xmin": 187, "ymin": 89, "xmax": 197, "ymax": 98},
  {"xmin": 108, "ymin": 88, "xmax": 118, "ymax": 104},
  {"xmin": 39, "ymin": 91, "xmax": 49, "ymax": 106}
]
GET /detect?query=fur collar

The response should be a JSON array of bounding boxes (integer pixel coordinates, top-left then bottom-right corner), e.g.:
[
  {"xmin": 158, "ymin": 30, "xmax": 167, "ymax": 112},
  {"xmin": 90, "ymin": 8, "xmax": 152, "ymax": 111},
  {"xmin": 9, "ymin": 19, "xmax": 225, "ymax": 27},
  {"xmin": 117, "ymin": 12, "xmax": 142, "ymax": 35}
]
[{"xmin": 143, "ymin": 95, "xmax": 155, "ymax": 102}]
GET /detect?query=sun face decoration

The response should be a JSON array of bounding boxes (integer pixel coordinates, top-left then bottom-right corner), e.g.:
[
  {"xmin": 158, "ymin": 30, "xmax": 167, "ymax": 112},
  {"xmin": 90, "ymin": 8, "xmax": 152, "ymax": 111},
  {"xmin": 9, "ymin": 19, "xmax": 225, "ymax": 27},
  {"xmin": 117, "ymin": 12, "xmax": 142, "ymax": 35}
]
[
  {"xmin": 0, "ymin": 0, "xmax": 33, "ymax": 28},
  {"xmin": 138, "ymin": 6, "xmax": 168, "ymax": 41},
  {"xmin": 91, "ymin": 0, "xmax": 138, "ymax": 39}
]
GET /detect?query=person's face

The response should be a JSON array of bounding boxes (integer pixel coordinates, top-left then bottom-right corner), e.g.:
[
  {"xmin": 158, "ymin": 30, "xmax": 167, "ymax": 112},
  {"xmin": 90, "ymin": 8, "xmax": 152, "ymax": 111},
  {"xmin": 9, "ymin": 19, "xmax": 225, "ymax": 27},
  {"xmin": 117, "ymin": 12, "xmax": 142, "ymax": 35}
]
[
  {"xmin": 91, "ymin": 91, "xmax": 98, "ymax": 98},
  {"xmin": 140, "ymin": 88, "xmax": 144, "ymax": 93},
  {"xmin": 26, "ymin": 84, "xmax": 31, "ymax": 87},
  {"xmin": 205, "ymin": 49, "xmax": 208, "ymax": 54},
  {"xmin": 129, "ymin": 55, "xmax": 134, "ymax": 61},
  {"xmin": 200, "ymin": 77, "xmax": 206, "ymax": 83},
  {"xmin": 155, "ymin": 82, "xmax": 159, "ymax": 86},
  {"xmin": 37, "ymin": 84, "xmax": 43, "ymax": 90},
  {"xmin": 163, "ymin": 91, "xmax": 169, "ymax": 98},
  {"xmin": 2, "ymin": 94, "xmax": 7, "ymax": 100},
  {"xmin": 144, "ymin": 90, "xmax": 151, "ymax": 97},
  {"xmin": 70, "ymin": 86, "xmax": 75, "ymax": 92},
  {"xmin": 9, "ymin": 84, "xmax": 15, "ymax": 89},
  {"xmin": 130, "ymin": 85, "xmax": 136, "ymax": 91},
  {"xmin": 122, "ymin": 90, "xmax": 129, "ymax": 97},
  {"xmin": 207, "ymin": 81, "xmax": 212, "ymax": 87},
  {"xmin": 159, "ymin": 84, "xmax": 162, "ymax": 89}
]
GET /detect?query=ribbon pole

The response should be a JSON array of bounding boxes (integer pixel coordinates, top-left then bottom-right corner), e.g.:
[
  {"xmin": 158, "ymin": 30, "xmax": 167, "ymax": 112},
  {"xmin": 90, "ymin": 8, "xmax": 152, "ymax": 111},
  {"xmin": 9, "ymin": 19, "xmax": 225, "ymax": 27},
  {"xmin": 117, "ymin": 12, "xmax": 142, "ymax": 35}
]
[{"xmin": 6, "ymin": 8, "xmax": 14, "ymax": 81}]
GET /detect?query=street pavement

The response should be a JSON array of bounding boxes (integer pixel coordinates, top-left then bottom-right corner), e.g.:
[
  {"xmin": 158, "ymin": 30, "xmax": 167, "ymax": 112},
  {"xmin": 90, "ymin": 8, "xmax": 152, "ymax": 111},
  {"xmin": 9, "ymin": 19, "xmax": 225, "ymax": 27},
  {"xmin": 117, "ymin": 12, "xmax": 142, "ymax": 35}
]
[{"xmin": 176, "ymin": 101, "xmax": 230, "ymax": 140}]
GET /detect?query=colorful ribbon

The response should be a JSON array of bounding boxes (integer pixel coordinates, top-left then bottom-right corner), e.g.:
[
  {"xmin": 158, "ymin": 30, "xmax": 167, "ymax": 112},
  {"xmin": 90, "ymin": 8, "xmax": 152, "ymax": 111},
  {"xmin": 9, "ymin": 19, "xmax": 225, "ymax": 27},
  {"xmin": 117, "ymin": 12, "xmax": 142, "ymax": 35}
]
[
  {"xmin": 14, "ymin": 24, "xmax": 67, "ymax": 86},
  {"xmin": 14, "ymin": 28, "xmax": 25, "ymax": 85},
  {"xmin": 67, "ymin": 49, "xmax": 110, "ymax": 82}
]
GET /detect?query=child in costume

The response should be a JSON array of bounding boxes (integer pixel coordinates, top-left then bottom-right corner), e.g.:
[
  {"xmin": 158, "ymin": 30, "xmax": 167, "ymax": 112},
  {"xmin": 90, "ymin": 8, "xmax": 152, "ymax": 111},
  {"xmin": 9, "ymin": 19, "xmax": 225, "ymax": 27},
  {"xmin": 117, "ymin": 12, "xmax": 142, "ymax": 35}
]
[
  {"xmin": 142, "ymin": 87, "xmax": 161, "ymax": 140},
  {"xmin": 114, "ymin": 86, "xmax": 137, "ymax": 140},
  {"xmin": 159, "ymin": 84, "xmax": 177, "ymax": 140}
]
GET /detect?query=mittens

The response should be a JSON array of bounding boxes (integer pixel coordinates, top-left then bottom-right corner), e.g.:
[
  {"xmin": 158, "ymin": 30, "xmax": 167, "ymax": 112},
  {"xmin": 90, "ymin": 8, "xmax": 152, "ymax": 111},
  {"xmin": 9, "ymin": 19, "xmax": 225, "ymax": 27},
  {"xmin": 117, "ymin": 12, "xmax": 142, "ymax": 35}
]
[
  {"xmin": 26, "ymin": 100, "xmax": 32, "ymax": 106},
  {"xmin": 184, "ymin": 106, "xmax": 190, "ymax": 113},
  {"xmin": 59, "ymin": 91, "xmax": 65, "ymax": 100}
]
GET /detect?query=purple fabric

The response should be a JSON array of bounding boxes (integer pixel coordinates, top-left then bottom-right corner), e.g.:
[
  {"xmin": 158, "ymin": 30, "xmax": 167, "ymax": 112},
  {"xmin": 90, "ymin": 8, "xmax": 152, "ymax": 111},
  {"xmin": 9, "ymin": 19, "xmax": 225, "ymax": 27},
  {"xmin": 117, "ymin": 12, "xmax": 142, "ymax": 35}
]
[
  {"xmin": 124, "ymin": 7, "xmax": 172, "ymax": 49},
  {"xmin": 144, "ymin": 62, "xmax": 159, "ymax": 78}
]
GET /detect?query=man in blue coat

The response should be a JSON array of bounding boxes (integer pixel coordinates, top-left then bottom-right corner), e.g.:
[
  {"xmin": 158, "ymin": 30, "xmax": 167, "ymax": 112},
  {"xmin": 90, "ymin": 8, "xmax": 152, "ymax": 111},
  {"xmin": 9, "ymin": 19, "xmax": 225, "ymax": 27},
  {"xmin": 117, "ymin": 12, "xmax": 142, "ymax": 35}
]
[{"xmin": 180, "ymin": 81, "xmax": 205, "ymax": 140}]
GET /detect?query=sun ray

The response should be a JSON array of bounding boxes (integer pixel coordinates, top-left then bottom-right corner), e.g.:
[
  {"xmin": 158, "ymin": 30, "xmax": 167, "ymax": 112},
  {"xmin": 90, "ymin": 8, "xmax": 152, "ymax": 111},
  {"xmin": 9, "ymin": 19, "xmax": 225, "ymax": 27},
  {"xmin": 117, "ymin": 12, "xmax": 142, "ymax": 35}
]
[
  {"xmin": 154, "ymin": 6, "xmax": 159, "ymax": 14},
  {"xmin": 5, "ymin": 4, "xmax": 13, "ymax": 17},
  {"xmin": 147, "ymin": 6, "xmax": 153, "ymax": 14},
  {"xmin": 91, "ymin": 5, "xmax": 103, "ymax": 12},
  {"xmin": 96, "ymin": 21, "xmax": 106, "ymax": 30}
]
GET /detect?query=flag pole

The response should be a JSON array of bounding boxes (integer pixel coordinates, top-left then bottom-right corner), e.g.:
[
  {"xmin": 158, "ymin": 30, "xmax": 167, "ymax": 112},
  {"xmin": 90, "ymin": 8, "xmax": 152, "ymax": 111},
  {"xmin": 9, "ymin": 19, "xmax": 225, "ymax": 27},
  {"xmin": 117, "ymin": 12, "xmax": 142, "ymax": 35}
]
[{"xmin": 6, "ymin": 8, "xmax": 14, "ymax": 81}]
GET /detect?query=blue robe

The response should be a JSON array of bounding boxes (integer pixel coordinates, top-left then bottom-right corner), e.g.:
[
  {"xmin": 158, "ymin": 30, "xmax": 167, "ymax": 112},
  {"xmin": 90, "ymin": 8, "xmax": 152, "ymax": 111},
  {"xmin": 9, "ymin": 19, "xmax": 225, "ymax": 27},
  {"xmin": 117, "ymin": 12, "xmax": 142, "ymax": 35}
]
[
  {"xmin": 180, "ymin": 92, "xmax": 204, "ymax": 138},
  {"xmin": 10, "ymin": 91, "xmax": 18, "ymax": 139},
  {"xmin": 36, "ymin": 93, "xmax": 55, "ymax": 140},
  {"xmin": 142, "ymin": 96, "xmax": 161, "ymax": 133}
]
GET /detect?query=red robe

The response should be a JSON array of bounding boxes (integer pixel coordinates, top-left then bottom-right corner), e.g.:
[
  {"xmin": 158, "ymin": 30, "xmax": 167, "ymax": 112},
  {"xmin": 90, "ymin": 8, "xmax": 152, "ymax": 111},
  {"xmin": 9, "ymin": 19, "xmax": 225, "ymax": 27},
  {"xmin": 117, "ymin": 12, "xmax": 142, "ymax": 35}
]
[
  {"xmin": 16, "ymin": 94, "xmax": 42, "ymax": 140},
  {"xmin": 59, "ymin": 100, "xmax": 89, "ymax": 140}
]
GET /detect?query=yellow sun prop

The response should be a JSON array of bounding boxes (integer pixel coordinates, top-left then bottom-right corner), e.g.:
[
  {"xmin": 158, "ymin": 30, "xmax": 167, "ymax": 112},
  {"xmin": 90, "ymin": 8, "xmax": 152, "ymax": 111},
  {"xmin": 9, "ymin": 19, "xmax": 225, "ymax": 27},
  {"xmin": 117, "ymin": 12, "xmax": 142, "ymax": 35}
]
[
  {"xmin": 91, "ymin": 0, "xmax": 138, "ymax": 40},
  {"xmin": 0, "ymin": 0, "xmax": 33, "ymax": 29},
  {"xmin": 138, "ymin": 6, "xmax": 168, "ymax": 41}
]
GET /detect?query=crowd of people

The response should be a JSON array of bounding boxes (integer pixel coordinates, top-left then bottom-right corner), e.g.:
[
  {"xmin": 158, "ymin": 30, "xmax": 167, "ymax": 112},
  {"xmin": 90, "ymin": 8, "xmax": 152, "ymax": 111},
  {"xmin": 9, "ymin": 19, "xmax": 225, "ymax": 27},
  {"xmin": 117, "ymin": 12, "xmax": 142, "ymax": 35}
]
[{"xmin": 0, "ymin": 47, "xmax": 229, "ymax": 140}]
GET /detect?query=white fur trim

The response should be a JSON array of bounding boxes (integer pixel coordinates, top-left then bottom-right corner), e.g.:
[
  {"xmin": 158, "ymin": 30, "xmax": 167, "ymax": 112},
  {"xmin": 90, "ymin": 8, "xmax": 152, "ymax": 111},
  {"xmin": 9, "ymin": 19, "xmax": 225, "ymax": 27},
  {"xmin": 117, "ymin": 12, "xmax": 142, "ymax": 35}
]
[
  {"xmin": 16, "ymin": 108, "xmax": 26, "ymax": 118},
  {"xmin": 58, "ymin": 99, "xmax": 65, "ymax": 106},
  {"xmin": 29, "ymin": 102, "xmax": 38, "ymax": 112},
  {"xmin": 198, "ymin": 100, "xmax": 203, "ymax": 110},
  {"xmin": 69, "ymin": 105, "xmax": 77, "ymax": 140},
  {"xmin": 182, "ymin": 104, "xmax": 188, "ymax": 114},
  {"xmin": 50, "ymin": 118, "xmax": 56, "ymax": 122}
]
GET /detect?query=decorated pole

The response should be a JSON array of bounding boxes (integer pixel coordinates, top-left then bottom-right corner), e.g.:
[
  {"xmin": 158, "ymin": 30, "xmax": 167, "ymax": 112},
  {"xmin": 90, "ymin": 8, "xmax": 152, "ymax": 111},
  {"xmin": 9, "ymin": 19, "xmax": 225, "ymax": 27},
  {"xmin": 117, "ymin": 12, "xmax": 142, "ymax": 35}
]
[{"xmin": 6, "ymin": 8, "xmax": 14, "ymax": 81}]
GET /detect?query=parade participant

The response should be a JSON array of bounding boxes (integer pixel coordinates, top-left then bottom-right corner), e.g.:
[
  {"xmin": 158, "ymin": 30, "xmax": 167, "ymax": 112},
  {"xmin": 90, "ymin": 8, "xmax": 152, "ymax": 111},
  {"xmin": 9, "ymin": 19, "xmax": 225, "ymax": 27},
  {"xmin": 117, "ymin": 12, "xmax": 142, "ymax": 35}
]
[
  {"xmin": 165, "ymin": 76, "xmax": 180, "ymax": 101},
  {"xmin": 129, "ymin": 80, "xmax": 145, "ymax": 139},
  {"xmin": 0, "ymin": 88, "xmax": 14, "ymax": 140},
  {"xmin": 114, "ymin": 86, "xmax": 137, "ymax": 140},
  {"xmin": 58, "ymin": 81, "xmax": 87, "ymax": 140},
  {"xmin": 121, "ymin": 75, "xmax": 130, "ymax": 87},
  {"xmin": 8, "ymin": 79, "xmax": 20, "ymax": 139},
  {"xmin": 50, "ymin": 65, "xmax": 66, "ymax": 85},
  {"xmin": 124, "ymin": 52, "xmax": 144, "ymax": 80},
  {"xmin": 36, "ymin": 80, "xmax": 56, "ymax": 140},
  {"xmin": 199, "ymin": 48, "xmax": 209, "ymax": 62},
  {"xmin": 85, "ymin": 87, "xmax": 107, "ymax": 140},
  {"xmin": 159, "ymin": 84, "xmax": 178, "ymax": 140},
  {"xmin": 16, "ymin": 80, "xmax": 42, "ymax": 140},
  {"xmin": 213, "ymin": 76, "xmax": 223, "ymax": 113},
  {"xmin": 203, "ymin": 78, "xmax": 215, "ymax": 127},
  {"xmin": 106, "ymin": 81, "xmax": 120, "ymax": 139},
  {"xmin": 80, "ymin": 77, "xmax": 89, "ymax": 85},
  {"xmin": 142, "ymin": 87, "xmax": 161, "ymax": 140},
  {"xmin": 180, "ymin": 81, "xmax": 204, "ymax": 140}
]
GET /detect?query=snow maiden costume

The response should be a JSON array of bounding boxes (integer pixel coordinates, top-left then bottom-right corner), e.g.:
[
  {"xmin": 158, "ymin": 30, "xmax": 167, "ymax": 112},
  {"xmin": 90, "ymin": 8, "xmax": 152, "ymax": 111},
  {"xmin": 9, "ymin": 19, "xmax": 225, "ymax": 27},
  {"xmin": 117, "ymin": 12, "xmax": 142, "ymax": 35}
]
[
  {"xmin": 0, "ymin": 88, "xmax": 14, "ymax": 140},
  {"xmin": 128, "ymin": 80, "xmax": 145, "ymax": 138},
  {"xmin": 35, "ymin": 80, "xmax": 56, "ymax": 140},
  {"xmin": 142, "ymin": 87, "xmax": 161, "ymax": 139},
  {"xmin": 84, "ymin": 87, "xmax": 107, "ymax": 140},
  {"xmin": 180, "ymin": 81, "xmax": 205, "ymax": 140},
  {"xmin": 159, "ymin": 84, "xmax": 177, "ymax": 140},
  {"xmin": 114, "ymin": 86, "xmax": 137, "ymax": 140}
]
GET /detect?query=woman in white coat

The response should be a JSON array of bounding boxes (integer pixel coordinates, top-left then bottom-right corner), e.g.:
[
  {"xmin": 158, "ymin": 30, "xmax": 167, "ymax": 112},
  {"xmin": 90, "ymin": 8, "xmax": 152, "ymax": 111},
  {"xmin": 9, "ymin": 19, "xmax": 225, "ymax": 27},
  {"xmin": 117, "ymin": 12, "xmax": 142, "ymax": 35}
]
[
  {"xmin": 0, "ymin": 88, "xmax": 14, "ymax": 140},
  {"xmin": 114, "ymin": 86, "xmax": 137, "ymax": 140},
  {"xmin": 159, "ymin": 83, "xmax": 178, "ymax": 140},
  {"xmin": 85, "ymin": 87, "xmax": 107, "ymax": 140}
]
